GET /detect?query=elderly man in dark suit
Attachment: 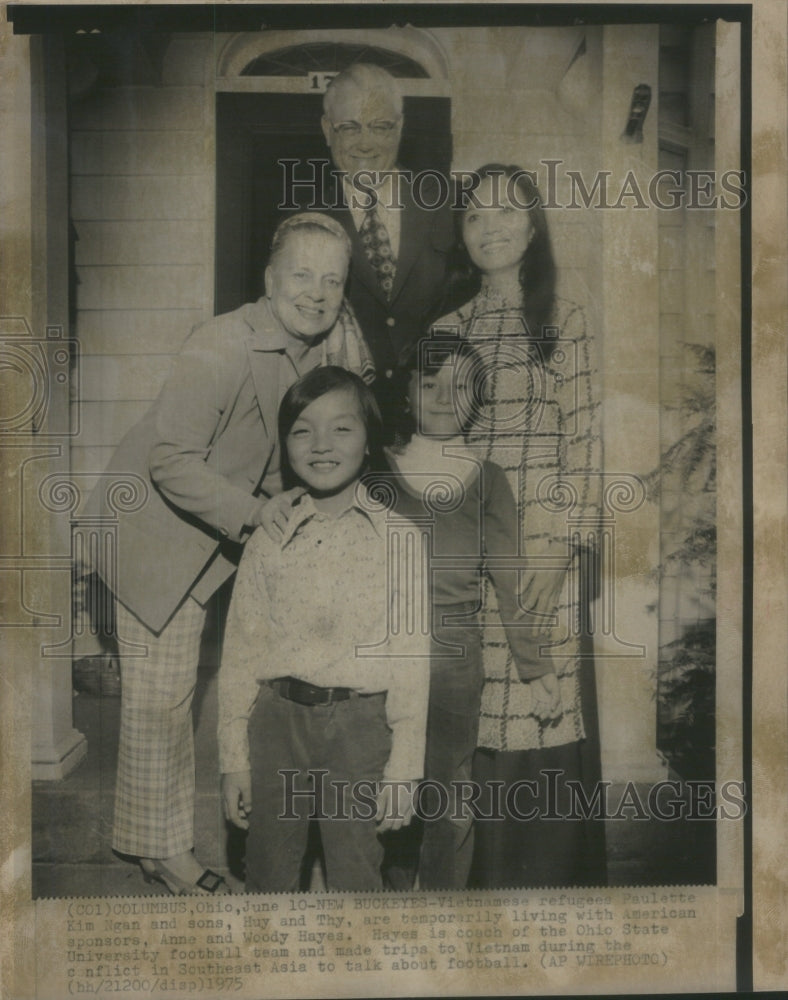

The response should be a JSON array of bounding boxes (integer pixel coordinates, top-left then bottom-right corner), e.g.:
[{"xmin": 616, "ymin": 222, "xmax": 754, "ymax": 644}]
[
  {"xmin": 320, "ymin": 64, "xmax": 454, "ymax": 397},
  {"xmin": 90, "ymin": 213, "xmax": 373, "ymax": 895}
]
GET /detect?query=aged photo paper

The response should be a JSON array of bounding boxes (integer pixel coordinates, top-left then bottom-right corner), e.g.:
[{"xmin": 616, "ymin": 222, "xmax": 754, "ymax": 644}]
[{"xmin": 0, "ymin": 0, "xmax": 785, "ymax": 996}]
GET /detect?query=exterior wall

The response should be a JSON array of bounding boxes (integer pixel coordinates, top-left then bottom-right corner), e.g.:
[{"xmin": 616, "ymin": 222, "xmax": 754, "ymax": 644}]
[
  {"xmin": 595, "ymin": 24, "xmax": 664, "ymax": 780},
  {"xmin": 70, "ymin": 33, "xmax": 215, "ymax": 477}
]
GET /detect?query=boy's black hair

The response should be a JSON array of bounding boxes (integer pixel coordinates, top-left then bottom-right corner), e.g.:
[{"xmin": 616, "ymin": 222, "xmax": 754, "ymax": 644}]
[
  {"xmin": 385, "ymin": 335, "xmax": 488, "ymax": 448},
  {"xmin": 278, "ymin": 365, "xmax": 384, "ymax": 488}
]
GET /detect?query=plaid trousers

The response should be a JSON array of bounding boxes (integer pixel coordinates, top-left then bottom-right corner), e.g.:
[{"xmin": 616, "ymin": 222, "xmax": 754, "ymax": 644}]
[{"xmin": 113, "ymin": 597, "xmax": 207, "ymax": 858}]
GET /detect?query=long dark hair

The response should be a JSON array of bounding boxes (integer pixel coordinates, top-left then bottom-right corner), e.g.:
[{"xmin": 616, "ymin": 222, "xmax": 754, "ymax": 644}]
[
  {"xmin": 278, "ymin": 366, "xmax": 384, "ymax": 488},
  {"xmin": 436, "ymin": 163, "xmax": 556, "ymax": 337}
]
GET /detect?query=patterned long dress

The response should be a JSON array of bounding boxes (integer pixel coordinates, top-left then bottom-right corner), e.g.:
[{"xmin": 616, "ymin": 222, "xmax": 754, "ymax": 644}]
[{"xmin": 433, "ymin": 286, "xmax": 607, "ymax": 887}]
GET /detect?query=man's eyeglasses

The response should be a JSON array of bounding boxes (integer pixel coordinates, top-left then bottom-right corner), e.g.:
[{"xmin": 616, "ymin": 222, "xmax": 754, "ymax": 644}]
[{"xmin": 330, "ymin": 119, "xmax": 400, "ymax": 139}]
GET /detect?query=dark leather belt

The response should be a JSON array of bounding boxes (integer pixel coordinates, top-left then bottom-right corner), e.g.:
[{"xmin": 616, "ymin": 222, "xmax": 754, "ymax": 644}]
[{"xmin": 271, "ymin": 676, "xmax": 354, "ymax": 706}]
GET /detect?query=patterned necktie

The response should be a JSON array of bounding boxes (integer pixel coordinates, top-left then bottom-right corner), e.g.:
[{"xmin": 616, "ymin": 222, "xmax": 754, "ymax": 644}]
[{"xmin": 359, "ymin": 206, "xmax": 396, "ymax": 299}]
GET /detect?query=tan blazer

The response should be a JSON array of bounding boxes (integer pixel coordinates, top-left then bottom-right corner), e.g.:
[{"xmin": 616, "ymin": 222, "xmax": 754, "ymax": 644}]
[{"xmin": 90, "ymin": 297, "xmax": 322, "ymax": 633}]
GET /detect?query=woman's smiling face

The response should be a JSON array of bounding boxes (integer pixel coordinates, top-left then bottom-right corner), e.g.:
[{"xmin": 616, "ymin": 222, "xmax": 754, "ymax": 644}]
[
  {"xmin": 265, "ymin": 229, "xmax": 348, "ymax": 344},
  {"xmin": 462, "ymin": 176, "xmax": 534, "ymax": 279}
]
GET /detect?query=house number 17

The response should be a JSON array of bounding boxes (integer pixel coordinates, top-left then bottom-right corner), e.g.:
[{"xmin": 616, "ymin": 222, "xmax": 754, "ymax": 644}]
[{"xmin": 310, "ymin": 72, "xmax": 338, "ymax": 92}]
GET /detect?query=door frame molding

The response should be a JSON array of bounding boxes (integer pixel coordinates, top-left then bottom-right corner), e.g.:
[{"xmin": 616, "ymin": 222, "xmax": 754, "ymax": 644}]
[
  {"xmin": 214, "ymin": 28, "xmax": 451, "ymax": 95},
  {"xmin": 211, "ymin": 29, "xmax": 453, "ymax": 314}
]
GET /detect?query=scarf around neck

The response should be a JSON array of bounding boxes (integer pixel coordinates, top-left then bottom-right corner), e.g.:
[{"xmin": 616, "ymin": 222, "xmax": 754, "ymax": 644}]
[{"xmin": 321, "ymin": 299, "xmax": 376, "ymax": 384}]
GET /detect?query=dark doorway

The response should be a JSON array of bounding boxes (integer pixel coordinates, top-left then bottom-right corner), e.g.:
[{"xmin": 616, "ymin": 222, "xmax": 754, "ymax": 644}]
[{"xmin": 215, "ymin": 91, "xmax": 452, "ymax": 315}]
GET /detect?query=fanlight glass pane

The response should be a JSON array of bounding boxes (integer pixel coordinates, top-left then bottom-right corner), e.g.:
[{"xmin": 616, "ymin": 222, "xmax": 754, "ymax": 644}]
[{"xmin": 241, "ymin": 42, "xmax": 430, "ymax": 78}]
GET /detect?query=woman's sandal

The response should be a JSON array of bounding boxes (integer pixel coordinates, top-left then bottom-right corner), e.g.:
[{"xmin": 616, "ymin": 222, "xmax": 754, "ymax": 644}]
[{"xmin": 140, "ymin": 859, "xmax": 230, "ymax": 896}]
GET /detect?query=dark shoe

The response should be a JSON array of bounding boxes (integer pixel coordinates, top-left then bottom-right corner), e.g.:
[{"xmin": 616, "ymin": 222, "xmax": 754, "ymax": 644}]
[{"xmin": 140, "ymin": 859, "xmax": 230, "ymax": 896}]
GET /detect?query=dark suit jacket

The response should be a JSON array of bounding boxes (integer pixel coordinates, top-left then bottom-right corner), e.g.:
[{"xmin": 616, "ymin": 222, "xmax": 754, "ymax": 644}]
[
  {"xmin": 88, "ymin": 298, "xmax": 322, "ymax": 633},
  {"xmin": 327, "ymin": 171, "xmax": 455, "ymax": 375}
]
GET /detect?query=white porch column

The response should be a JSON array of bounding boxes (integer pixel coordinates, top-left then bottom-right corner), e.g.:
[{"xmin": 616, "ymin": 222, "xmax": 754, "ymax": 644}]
[
  {"xmin": 596, "ymin": 24, "xmax": 666, "ymax": 782},
  {"xmin": 31, "ymin": 34, "xmax": 87, "ymax": 780},
  {"xmin": 1, "ymin": 32, "xmax": 87, "ymax": 782}
]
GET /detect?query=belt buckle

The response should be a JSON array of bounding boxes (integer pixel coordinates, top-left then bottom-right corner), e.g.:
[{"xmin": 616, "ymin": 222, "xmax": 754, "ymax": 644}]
[
  {"xmin": 291, "ymin": 679, "xmax": 318, "ymax": 706},
  {"xmin": 312, "ymin": 684, "xmax": 333, "ymax": 706},
  {"xmin": 280, "ymin": 677, "xmax": 331, "ymax": 706},
  {"xmin": 274, "ymin": 677, "xmax": 352, "ymax": 706}
]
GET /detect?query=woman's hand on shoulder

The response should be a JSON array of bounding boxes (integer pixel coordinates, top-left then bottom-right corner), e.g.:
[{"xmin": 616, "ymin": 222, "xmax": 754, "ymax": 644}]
[{"xmin": 248, "ymin": 487, "xmax": 306, "ymax": 540}]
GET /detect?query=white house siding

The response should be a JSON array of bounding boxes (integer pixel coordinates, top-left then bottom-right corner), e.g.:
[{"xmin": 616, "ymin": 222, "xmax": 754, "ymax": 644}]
[{"xmin": 70, "ymin": 34, "xmax": 215, "ymax": 478}]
